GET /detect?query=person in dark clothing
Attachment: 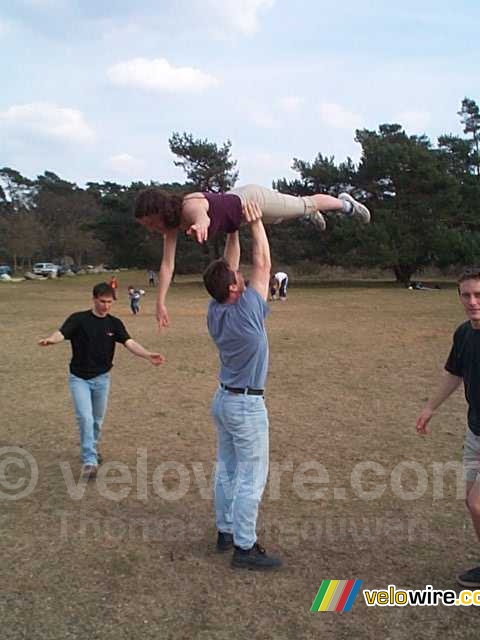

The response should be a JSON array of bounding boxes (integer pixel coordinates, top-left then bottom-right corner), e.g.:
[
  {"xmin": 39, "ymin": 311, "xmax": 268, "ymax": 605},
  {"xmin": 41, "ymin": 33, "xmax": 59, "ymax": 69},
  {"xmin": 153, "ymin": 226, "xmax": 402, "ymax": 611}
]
[
  {"xmin": 38, "ymin": 282, "xmax": 165, "ymax": 478},
  {"xmin": 134, "ymin": 185, "xmax": 370, "ymax": 329},
  {"xmin": 416, "ymin": 267, "xmax": 480, "ymax": 588}
]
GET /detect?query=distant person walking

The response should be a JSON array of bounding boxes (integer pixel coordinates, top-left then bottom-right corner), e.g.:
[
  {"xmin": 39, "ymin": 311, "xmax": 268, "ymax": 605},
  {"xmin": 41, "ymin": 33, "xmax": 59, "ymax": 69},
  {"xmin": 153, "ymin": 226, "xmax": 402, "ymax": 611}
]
[
  {"xmin": 416, "ymin": 267, "xmax": 480, "ymax": 587},
  {"xmin": 203, "ymin": 201, "xmax": 281, "ymax": 570},
  {"xmin": 38, "ymin": 282, "xmax": 165, "ymax": 478},
  {"xmin": 148, "ymin": 270, "xmax": 156, "ymax": 287}
]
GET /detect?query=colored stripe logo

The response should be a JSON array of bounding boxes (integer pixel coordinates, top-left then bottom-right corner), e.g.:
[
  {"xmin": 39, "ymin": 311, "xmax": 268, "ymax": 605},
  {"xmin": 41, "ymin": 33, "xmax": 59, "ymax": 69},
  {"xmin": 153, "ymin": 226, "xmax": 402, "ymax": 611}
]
[{"xmin": 310, "ymin": 580, "xmax": 363, "ymax": 612}]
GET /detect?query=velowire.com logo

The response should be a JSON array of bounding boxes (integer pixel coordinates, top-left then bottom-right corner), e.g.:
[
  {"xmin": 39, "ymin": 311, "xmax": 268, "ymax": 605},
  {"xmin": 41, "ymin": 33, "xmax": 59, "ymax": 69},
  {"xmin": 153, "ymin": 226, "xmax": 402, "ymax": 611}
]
[{"xmin": 310, "ymin": 579, "xmax": 363, "ymax": 612}]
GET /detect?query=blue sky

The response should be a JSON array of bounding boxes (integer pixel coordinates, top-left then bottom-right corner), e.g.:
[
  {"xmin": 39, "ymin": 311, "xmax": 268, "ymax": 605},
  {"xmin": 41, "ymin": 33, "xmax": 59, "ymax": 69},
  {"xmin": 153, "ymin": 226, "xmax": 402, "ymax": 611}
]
[{"xmin": 1, "ymin": 0, "xmax": 479, "ymax": 187}]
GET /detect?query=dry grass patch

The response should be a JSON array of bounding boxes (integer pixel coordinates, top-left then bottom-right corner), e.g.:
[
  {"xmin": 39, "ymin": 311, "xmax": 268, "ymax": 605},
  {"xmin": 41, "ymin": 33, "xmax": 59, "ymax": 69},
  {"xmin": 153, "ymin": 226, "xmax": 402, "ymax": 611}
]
[{"xmin": 0, "ymin": 274, "xmax": 477, "ymax": 639}]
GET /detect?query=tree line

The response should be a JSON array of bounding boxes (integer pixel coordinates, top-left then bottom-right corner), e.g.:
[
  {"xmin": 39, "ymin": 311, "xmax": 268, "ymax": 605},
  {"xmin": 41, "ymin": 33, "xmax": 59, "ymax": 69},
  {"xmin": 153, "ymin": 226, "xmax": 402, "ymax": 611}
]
[{"xmin": 1, "ymin": 98, "xmax": 479, "ymax": 283}]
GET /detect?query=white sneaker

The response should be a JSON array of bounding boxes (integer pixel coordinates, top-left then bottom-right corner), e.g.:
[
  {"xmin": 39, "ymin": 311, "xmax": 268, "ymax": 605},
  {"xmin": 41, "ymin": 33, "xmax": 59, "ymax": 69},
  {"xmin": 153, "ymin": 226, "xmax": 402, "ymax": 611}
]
[
  {"xmin": 308, "ymin": 211, "xmax": 326, "ymax": 231},
  {"xmin": 338, "ymin": 193, "xmax": 371, "ymax": 224}
]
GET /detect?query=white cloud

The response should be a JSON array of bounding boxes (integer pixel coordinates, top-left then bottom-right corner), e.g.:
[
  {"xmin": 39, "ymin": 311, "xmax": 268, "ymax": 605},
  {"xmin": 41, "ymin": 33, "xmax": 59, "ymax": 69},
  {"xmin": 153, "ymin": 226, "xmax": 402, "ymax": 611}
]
[
  {"xmin": 318, "ymin": 102, "xmax": 363, "ymax": 131},
  {"xmin": 204, "ymin": 0, "xmax": 275, "ymax": 35},
  {"xmin": 107, "ymin": 153, "xmax": 144, "ymax": 174},
  {"xmin": 0, "ymin": 102, "xmax": 95, "ymax": 143},
  {"xmin": 107, "ymin": 57, "xmax": 219, "ymax": 93},
  {"xmin": 237, "ymin": 149, "xmax": 297, "ymax": 184},
  {"xmin": 20, "ymin": 0, "xmax": 68, "ymax": 8},
  {"xmin": 394, "ymin": 110, "xmax": 431, "ymax": 134},
  {"xmin": 248, "ymin": 107, "xmax": 280, "ymax": 129},
  {"xmin": 0, "ymin": 18, "xmax": 13, "ymax": 36},
  {"xmin": 278, "ymin": 96, "xmax": 304, "ymax": 113}
]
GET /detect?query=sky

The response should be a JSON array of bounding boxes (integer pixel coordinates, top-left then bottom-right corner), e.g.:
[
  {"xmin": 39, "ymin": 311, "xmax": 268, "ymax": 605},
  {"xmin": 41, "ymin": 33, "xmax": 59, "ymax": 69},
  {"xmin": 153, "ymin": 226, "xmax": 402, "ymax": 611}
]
[{"xmin": 1, "ymin": 0, "xmax": 479, "ymax": 188}]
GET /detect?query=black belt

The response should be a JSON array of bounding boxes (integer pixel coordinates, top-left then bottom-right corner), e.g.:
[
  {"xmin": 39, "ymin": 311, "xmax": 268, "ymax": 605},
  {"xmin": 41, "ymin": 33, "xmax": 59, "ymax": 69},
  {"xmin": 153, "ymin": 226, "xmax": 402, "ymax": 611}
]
[{"xmin": 220, "ymin": 383, "xmax": 264, "ymax": 396}]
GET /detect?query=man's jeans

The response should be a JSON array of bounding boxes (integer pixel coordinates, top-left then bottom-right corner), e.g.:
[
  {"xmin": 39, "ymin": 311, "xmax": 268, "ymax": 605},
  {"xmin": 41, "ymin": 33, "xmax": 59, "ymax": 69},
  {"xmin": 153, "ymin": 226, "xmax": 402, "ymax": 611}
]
[
  {"xmin": 211, "ymin": 387, "xmax": 269, "ymax": 550},
  {"xmin": 68, "ymin": 372, "xmax": 111, "ymax": 465}
]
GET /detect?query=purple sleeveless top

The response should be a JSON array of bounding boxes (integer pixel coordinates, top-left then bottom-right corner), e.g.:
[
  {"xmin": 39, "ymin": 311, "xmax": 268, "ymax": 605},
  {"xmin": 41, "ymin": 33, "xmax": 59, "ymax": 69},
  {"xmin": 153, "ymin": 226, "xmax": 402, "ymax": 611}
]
[{"xmin": 202, "ymin": 192, "xmax": 243, "ymax": 237}]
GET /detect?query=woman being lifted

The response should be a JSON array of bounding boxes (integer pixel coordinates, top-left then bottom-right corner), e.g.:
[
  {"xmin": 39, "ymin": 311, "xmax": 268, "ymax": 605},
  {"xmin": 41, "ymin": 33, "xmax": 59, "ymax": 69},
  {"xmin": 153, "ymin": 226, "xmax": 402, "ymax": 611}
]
[{"xmin": 134, "ymin": 183, "xmax": 370, "ymax": 328}]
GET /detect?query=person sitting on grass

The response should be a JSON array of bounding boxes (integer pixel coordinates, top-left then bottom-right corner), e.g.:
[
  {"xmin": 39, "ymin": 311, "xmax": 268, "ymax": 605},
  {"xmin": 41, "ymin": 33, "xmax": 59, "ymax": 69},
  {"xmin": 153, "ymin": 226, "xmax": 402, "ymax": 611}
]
[{"xmin": 134, "ymin": 183, "xmax": 371, "ymax": 328}]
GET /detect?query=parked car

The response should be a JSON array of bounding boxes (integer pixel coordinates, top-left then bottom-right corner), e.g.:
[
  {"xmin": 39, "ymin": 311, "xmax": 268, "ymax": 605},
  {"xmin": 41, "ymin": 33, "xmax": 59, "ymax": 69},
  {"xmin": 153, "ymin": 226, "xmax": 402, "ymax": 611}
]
[
  {"xmin": 0, "ymin": 265, "xmax": 12, "ymax": 276},
  {"xmin": 32, "ymin": 262, "xmax": 61, "ymax": 277}
]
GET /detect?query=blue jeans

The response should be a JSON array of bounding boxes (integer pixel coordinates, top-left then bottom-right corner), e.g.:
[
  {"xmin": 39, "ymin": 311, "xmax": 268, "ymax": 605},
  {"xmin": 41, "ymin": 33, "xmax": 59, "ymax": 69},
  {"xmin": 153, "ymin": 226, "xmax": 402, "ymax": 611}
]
[
  {"xmin": 68, "ymin": 372, "xmax": 111, "ymax": 465},
  {"xmin": 211, "ymin": 387, "xmax": 269, "ymax": 550}
]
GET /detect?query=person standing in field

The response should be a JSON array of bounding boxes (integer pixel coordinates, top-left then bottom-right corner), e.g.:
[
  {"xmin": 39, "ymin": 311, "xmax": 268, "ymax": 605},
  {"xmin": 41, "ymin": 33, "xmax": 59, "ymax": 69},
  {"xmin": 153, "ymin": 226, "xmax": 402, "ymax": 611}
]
[
  {"xmin": 128, "ymin": 286, "xmax": 144, "ymax": 315},
  {"xmin": 416, "ymin": 267, "xmax": 480, "ymax": 587},
  {"xmin": 109, "ymin": 275, "xmax": 118, "ymax": 300},
  {"xmin": 203, "ymin": 201, "xmax": 282, "ymax": 570},
  {"xmin": 38, "ymin": 282, "xmax": 165, "ymax": 479}
]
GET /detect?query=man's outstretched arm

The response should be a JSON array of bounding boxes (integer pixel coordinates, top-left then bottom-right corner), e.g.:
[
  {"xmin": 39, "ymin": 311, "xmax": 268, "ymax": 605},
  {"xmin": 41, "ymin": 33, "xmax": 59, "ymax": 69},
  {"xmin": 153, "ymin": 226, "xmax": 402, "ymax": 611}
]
[
  {"xmin": 224, "ymin": 231, "xmax": 240, "ymax": 272},
  {"xmin": 416, "ymin": 371, "xmax": 462, "ymax": 434},
  {"xmin": 245, "ymin": 202, "xmax": 271, "ymax": 301},
  {"xmin": 38, "ymin": 330, "xmax": 65, "ymax": 346},
  {"xmin": 124, "ymin": 339, "xmax": 166, "ymax": 366}
]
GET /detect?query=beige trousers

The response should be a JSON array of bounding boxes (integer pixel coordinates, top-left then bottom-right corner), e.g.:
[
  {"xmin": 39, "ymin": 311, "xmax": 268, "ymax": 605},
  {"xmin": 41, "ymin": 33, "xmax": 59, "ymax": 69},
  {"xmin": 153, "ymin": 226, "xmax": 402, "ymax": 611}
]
[{"xmin": 227, "ymin": 184, "xmax": 317, "ymax": 224}]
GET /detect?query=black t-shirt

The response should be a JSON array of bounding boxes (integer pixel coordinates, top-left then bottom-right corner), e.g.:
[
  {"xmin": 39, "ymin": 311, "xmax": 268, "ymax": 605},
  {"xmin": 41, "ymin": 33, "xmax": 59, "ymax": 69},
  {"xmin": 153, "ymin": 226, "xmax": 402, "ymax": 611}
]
[
  {"xmin": 445, "ymin": 321, "xmax": 480, "ymax": 435},
  {"xmin": 60, "ymin": 310, "xmax": 130, "ymax": 379}
]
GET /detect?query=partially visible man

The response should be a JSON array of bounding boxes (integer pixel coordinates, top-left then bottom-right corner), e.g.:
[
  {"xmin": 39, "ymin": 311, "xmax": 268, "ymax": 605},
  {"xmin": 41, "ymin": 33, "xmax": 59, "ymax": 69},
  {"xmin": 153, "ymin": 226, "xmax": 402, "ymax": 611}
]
[
  {"xmin": 39, "ymin": 282, "xmax": 165, "ymax": 479},
  {"xmin": 416, "ymin": 268, "xmax": 480, "ymax": 587},
  {"xmin": 203, "ymin": 202, "xmax": 282, "ymax": 571}
]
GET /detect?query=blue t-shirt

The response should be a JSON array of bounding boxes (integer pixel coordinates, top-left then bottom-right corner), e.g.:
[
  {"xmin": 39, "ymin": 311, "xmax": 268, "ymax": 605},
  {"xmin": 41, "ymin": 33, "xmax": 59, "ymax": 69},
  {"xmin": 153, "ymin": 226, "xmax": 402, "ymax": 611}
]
[{"xmin": 207, "ymin": 286, "xmax": 269, "ymax": 389}]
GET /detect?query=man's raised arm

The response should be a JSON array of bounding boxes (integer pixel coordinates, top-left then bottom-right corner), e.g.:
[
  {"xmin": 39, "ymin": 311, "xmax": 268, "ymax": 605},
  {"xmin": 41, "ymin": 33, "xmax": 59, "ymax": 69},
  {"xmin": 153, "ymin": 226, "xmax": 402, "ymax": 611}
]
[
  {"xmin": 224, "ymin": 231, "xmax": 240, "ymax": 271},
  {"xmin": 245, "ymin": 202, "xmax": 271, "ymax": 301}
]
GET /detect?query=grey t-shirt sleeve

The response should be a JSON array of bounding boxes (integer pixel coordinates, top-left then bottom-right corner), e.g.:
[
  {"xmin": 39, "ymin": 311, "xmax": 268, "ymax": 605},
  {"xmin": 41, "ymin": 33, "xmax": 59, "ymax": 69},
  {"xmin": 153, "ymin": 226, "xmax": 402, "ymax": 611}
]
[{"xmin": 236, "ymin": 286, "xmax": 269, "ymax": 329}]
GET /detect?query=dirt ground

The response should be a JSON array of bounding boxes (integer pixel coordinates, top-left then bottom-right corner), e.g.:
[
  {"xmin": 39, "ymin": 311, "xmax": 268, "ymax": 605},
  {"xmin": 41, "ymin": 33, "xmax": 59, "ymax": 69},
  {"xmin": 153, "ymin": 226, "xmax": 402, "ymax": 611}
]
[{"xmin": 0, "ymin": 273, "xmax": 478, "ymax": 639}]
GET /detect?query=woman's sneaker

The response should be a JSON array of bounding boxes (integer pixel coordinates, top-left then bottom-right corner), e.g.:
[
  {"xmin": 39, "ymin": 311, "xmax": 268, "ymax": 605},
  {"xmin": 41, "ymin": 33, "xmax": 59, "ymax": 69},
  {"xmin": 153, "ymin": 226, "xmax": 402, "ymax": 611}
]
[
  {"xmin": 231, "ymin": 542, "xmax": 282, "ymax": 570},
  {"xmin": 338, "ymin": 193, "xmax": 371, "ymax": 224}
]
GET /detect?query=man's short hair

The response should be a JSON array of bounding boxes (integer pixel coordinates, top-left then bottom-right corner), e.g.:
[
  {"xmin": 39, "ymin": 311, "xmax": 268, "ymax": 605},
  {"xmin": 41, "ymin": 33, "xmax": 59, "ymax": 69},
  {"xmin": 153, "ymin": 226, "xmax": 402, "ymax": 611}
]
[
  {"xmin": 134, "ymin": 187, "xmax": 183, "ymax": 229},
  {"xmin": 93, "ymin": 282, "xmax": 114, "ymax": 298},
  {"xmin": 458, "ymin": 268, "xmax": 480, "ymax": 289},
  {"xmin": 203, "ymin": 258, "xmax": 235, "ymax": 303}
]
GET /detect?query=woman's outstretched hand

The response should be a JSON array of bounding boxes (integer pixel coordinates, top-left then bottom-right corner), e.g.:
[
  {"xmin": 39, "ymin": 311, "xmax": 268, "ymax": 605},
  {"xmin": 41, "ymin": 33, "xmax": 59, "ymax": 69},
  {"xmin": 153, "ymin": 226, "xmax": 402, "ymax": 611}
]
[
  {"xmin": 186, "ymin": 218, "xmax": 210, "ymax": 244},
  {"xmin": 156, "ymin": 302, "xmax": 170, "ymax": 329}
]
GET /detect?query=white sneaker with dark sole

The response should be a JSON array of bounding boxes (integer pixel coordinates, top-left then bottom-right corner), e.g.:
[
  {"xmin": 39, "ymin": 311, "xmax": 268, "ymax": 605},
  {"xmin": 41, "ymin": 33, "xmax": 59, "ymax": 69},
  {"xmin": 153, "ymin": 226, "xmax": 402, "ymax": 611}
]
[{"xmin": 338, "ymin": 193, "xmax": 371, "ymax": 224}]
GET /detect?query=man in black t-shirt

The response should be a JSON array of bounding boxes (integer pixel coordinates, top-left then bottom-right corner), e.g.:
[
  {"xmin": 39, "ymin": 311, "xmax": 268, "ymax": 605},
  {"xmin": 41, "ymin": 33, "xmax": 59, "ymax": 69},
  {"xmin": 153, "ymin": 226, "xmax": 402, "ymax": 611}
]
[
  {"xmin": 416, "ymin": 268, "xmax": 480, "ymax": 588},
  {"xmin": 39, "ymin": 282, "xmax": 165, "ymax": 479}
]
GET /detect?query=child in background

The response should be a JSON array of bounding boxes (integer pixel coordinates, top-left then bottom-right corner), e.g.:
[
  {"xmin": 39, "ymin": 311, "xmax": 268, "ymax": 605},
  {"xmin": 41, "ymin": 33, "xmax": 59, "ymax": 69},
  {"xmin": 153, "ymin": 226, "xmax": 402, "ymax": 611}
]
[{"xmin": 128, "ymin": 286, "xmax": 144, "ymax": 315}]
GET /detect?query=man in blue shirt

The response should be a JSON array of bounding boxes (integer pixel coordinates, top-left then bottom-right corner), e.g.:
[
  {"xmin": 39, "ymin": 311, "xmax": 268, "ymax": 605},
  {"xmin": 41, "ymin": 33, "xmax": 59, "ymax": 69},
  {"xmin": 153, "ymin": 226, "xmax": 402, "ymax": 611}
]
[{"xmin": 203, "ymin": 202, "xmax": 281, "ymax": 570}]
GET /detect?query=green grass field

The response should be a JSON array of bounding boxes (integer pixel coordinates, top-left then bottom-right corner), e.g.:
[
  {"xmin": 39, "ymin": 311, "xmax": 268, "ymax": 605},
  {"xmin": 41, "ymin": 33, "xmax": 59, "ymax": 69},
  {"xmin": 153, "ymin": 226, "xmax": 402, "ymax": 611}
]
[{"xmin": 0, "ymin": 273, "xmax": 478, "ymax": 638}]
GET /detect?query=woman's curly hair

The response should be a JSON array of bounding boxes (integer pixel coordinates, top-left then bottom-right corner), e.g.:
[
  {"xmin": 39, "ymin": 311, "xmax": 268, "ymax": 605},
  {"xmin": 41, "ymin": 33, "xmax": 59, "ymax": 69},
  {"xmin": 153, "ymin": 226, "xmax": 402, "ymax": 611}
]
[{"xmin": 134, "ymin": 187, "xmax": 184, "ymax": 229}]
